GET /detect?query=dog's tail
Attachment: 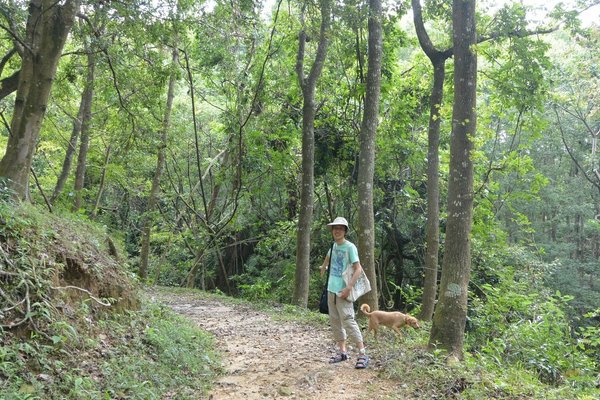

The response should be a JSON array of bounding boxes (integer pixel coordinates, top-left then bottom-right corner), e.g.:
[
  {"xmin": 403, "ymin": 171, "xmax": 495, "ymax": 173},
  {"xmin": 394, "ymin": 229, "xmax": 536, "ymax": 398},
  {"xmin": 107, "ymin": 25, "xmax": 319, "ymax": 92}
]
[{"xmin": 360, "ymin": 303, "xmax": 372, "ymax": 315}]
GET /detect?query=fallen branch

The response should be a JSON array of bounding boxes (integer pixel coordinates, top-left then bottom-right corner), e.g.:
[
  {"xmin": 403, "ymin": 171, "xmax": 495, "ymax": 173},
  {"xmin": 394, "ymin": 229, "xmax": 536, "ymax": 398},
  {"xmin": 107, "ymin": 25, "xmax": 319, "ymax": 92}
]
[
  {"xmin": 0, "ymin": 282, "xmax": 31, "ymax": 329},
  {"xmin": 0, "ymin": 268, "xmax": 19, "ymax": 277},
  {"xmin": 50, "ymin": 285, "xmax": 112, "ymax": 307},
  {"xmin": 0, "ymin": 243, "xmax": 16, "ymax": 269},
  {"xmin": 0, "ymin": 286, "xmax": 26, "ymax": 312}
]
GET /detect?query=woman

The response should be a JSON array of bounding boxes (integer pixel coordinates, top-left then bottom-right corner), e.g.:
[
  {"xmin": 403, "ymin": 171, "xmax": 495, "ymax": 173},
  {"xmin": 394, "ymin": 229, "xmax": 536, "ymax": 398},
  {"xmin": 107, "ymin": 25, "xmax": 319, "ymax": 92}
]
[{"xmin": 319, "ymin": 217, "xmax": 369, "ymax": 369}]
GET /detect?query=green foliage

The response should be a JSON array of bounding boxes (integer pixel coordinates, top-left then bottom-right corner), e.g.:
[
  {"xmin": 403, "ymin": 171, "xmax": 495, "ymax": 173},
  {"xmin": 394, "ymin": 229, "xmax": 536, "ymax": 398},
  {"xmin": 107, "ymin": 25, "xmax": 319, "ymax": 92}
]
[
  {"xmin": 144, "ymin": 226, "xmax": 200, "ymax": 287},
  {"xmin": 0, "ymin": 204, "xmax": 75, "ymax": 337},
  {"xmin": 548, "ymin": 259, "xmax": 600, "ymax": 325},
  {"xmin": 0, "ymin": 202, "xmax": 219, "ymax": 399},
  {"xmin": 93, "ymin": 302, "xmax": 219, "ymax": 399},
  {"xmin": 236, "ymin": 278, "xmax": 273, "ymax": 301},
  {"xmin": 468, "ymin": 267, "xmax": 597, "ymax": 388},
  {"xmin": 370, "ymin": 316, "xmax": 599, "ymax": 399},
  {"xmin": 577, "ymin": 309, "xmax": 600, "ymax": 364},
  {"xmin": 233, "ymin": 220, "xmax": 298, "ymax": 303},
  {"xmin": 386, "ymin": 281, "xmax": 423, "ymax": 314},
  {"xmin": 1, "ymin": 300, "xmax": 220, "ymax": 399},
  {"xmin": 2, "ymin": 2, "xmax": 599, "ymax": 398}
]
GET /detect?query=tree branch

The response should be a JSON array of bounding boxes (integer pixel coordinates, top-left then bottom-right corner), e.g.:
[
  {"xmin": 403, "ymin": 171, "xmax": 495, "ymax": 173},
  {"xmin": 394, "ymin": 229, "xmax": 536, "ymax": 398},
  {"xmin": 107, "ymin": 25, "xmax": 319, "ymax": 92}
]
[
  {"xmin": 0, "ymin": 47, "xmax": 16, "ymax": 75},
  {"xmin": 554, "ymin": 106, "xmax": 600, "ymax": 193},
  {"xmin": 0, "ymin": 69, "xmax": 19, "ymax": 101},
  {"xmin": 50, "ymin": 285, "xmax": 112, "ymax": 307}
]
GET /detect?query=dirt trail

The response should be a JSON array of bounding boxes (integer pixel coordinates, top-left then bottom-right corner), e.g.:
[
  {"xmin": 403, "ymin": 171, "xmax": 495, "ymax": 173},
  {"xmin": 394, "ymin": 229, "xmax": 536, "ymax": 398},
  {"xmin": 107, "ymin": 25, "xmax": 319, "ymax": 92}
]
[{"xmin": 150, "ymin": 290, "xmax": 402, "ymax": 400}]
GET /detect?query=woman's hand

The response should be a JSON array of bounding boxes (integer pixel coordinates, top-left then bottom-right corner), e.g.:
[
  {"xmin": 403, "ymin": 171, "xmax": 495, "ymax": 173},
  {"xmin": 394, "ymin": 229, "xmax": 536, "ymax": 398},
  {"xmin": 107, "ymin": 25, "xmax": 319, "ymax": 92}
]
[
  {"xmin": 339, "ymin": 286, "xmax": 351, "ymax": 299},
  {"xmin": 319, "ymin": 265, "xmax": 327, "ymax": 277}
]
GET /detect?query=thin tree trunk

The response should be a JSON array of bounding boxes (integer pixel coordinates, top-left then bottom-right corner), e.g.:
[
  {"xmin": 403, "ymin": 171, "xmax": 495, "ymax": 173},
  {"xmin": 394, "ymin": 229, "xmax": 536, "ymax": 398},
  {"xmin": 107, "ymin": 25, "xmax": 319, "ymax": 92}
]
[
  {"xmin": 52, "ymin": 52, "xmax": 95, "ymax": 204},
  {"xmin": 429, "ymin": 0, "xmax": 477, "ymax": 360},
  {"xmin": 91, "ymin": 143, "xmax": 111, "ymax": 218},
  {"xmin": 30, "ymin": 167, "xmax": 52, "ymax": 212},
  {"xmin": 187, "ymin": 260, "xmax": 200, "ymax": 288},
  {"xmin": 357, "ymin": 0, "xmax": 383, "ymax": 311},
  {"xmin": 72, "ymin": 123, "xmax": 91, "ymax": 211},
  {"xmin": 420, "ymin": 60, "xmax": 444, "ymax": 321},
  {"xmin": 412, "ymin": 0, "xmax": 453, "ymax": 322},
  {"xmin": 72, "ymin": 52, "xmax": 96, "ymax": 212},
  {"xmin": 292, "ymin": 0, "xmax": 331, "ymax": 307},
  {"xmin": 51, "ymin": 115, "xmax": 81, "ymax": 204},
  {"xmin": 0, "ymin": 0, "xmax": 81, "ymax": 200},
  {"xmin": 139, "ymin": 48, "xmax": 178, "ymax": 281}
]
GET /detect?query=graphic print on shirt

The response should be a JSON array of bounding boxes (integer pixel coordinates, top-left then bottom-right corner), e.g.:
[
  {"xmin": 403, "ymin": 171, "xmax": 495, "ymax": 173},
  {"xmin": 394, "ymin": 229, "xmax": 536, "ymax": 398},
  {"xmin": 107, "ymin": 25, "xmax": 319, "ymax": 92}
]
[{"xmin": 332, "ymin": 247, "xmax": 346, "ymax": 277}]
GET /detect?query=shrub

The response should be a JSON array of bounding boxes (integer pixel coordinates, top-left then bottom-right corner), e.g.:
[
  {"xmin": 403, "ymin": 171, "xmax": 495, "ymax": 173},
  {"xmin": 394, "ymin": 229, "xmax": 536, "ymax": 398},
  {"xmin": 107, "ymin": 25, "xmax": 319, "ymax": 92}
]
[{"xmin": 468, "ymin": 268, "xmax": 597, "ymax": 387}]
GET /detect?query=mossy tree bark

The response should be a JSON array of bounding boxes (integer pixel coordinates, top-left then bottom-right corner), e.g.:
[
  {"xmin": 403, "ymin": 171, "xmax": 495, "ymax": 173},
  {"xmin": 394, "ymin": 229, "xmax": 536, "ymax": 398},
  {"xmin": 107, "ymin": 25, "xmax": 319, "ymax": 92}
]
[
  {"xmin": 0, "ymin": 0, "xmax": 81, "ymax": 200},
  {"xmin": 357, "ymin": 0, "xmax": 383, "ymax": 310},
  {"xmin": 429, "ymin": 0, "xmax": 477, "ymax": 360},
  {"xmin": 292, "ymin": 0, "xmax": 331, "ymax": 307}
]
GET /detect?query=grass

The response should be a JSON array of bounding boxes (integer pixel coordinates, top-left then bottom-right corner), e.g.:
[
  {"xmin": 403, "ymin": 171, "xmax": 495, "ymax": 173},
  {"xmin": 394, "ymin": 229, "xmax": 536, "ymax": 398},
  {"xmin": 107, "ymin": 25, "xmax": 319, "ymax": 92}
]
[
  {"xmin": 5, "ymin": 281, "xmax": 598, "ymax": 399},
  {"xmin": 366, "ymin": 321, "xmax": 600, "ymax": 400},
  {"xmin": 0, "ymin": 297, "xmax": 221, "ymax": 399},
  {"xmin": 0, "ymin": 201, "xmax": 221, "ymax": 399}
]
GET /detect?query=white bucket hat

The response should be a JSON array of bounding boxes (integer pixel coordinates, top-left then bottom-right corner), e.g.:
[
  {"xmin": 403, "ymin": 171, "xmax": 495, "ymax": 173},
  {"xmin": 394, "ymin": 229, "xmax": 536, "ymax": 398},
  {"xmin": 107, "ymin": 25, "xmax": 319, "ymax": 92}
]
[{"xmin": 327, "ymin": 217, "xmax": 349, "ymax": 230}]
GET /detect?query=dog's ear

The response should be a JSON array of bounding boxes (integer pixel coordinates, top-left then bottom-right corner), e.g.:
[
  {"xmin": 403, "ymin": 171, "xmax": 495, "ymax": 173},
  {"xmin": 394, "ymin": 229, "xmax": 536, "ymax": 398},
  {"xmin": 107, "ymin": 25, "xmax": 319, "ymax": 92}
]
[{"xmin": 408, "ymin": 316, "xmax": 420, "ymax": 328}]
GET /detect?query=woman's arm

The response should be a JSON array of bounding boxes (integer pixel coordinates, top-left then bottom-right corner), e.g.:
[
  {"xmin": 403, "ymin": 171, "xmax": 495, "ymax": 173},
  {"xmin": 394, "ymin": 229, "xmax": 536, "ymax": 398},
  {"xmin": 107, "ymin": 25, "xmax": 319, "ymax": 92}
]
[{"xmin": 319, "ymin": 254, "xmax": 330, "ymax": 277}]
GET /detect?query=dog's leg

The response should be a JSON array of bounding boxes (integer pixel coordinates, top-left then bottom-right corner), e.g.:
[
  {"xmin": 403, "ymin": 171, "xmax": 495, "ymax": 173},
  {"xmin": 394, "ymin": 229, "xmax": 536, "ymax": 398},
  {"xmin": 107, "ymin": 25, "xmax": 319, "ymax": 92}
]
[
  {"xmin": 392, "ymin": 326, "xmax": 403, "ymax": 338},
  {"xmin": 363, "ymin": 320, "xmax": 372, "ymax": 341},
  {"xmin": 367, "ymin": 318, "xmax": 374, "ymax": 340}
]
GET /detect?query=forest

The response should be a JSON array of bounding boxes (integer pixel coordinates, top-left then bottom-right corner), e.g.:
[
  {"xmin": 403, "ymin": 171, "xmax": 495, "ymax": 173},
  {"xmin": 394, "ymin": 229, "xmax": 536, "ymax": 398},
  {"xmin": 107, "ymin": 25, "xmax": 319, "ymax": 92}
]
[{"xmin": 0, "ymin": 0, "xmax": 599, "ymax": 398}]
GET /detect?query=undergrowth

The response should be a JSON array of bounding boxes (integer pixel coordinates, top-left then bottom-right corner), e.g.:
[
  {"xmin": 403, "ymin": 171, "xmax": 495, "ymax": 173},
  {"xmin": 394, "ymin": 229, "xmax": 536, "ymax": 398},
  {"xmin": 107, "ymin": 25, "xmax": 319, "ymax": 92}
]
[
  {"xmin": 0, "ymin": 201, "xmax": 221, "ymax": 399},
  {"xmin": 368, "ymin": 322, "xmax": 599, "ymax": 400},
  {"xmin": 1, "ymin": 300, "xmax": 221, "ymax": 399},
  {"xmin": 2, "ymin": 201, "xmax": 598, "ymax": 399}
]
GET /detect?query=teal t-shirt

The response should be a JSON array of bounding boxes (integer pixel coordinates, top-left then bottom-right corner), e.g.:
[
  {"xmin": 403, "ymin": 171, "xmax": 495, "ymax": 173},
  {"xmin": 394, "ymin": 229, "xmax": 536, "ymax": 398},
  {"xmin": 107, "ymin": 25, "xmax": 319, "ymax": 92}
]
[{"xmin": 327, "ymin": 240, "xmax": 359, "ymax": 294}]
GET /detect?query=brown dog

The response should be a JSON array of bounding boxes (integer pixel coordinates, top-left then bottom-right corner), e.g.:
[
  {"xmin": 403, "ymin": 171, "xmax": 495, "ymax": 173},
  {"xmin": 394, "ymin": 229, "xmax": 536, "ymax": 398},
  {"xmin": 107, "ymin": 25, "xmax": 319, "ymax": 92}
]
[{"xmin": 360, "ymin": 304, "xmax": 420, "ymax": 338}]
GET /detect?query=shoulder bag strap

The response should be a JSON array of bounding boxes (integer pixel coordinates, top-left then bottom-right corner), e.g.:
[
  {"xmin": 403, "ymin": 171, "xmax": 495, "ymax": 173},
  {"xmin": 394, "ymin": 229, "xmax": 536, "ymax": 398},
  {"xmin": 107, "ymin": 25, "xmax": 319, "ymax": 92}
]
[
  {"xmin": 325, "ymin": 242, "xmax": 335, "ymax": 303},
  {"xmin": 324, "ymin": 242, "xmax": 334, "ymax": 285}
]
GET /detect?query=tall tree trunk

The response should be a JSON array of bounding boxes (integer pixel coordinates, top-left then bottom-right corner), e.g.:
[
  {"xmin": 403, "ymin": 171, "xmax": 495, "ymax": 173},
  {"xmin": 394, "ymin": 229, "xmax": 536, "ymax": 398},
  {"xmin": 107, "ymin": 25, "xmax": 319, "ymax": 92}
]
[
  {"xmin": 411, "ymin": 0, "xmax": 453, "ymax": 322},
  {"xmin": 420, "ymin": 60, "xmax": 444, "ymax": 321},
  {"xmin": 292, "ymin": 0, "xmax": 331, "ymax": 307},
  {"xmin": 357, "ymin": 0, "xmax": 383, "ymax": 310},
  {"xmin": 72, "ymin": 130, "xmax": 89, "ymax": 211},
  {"xmin": 51, "ymin": 51, "xmax": 95, "ymax": 204},
  {"xmin": 429, "ymin": 0, "xmax": 477, "ymax": 360},
  {"xmin": 72, "ymin": 52, "xmax": 96, "ymax": 212},
  {"xmin": 51, "ymin": 115, "xmax": 81, "ymax": 204},
  {"xmin": 139, "ymin": 48, "xmax": 178, "ymax": 281},
  {"xmin": 0, "ymin": 0, "xmax": 81, "ymax": 200},
  {"xmin": 412, "ymin": 0, "xmax": 552, "ymax": 319},
  {"xmin": 90, "ymin": 143, "xmax": 111, "ymax": 218}
]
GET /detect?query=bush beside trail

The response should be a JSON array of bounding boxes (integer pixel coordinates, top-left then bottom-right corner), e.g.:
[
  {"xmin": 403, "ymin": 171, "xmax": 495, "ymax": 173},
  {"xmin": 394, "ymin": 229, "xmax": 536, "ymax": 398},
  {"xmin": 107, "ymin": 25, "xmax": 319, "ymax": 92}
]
[{"xmin": 0, "ymin": 202, "xmax": 219, "ymax": 399}]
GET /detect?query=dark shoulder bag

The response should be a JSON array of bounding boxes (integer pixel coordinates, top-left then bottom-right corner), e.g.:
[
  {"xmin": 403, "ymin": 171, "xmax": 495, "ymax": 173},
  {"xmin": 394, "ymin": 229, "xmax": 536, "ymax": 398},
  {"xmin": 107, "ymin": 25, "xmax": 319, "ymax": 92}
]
[{"xmin": 319, "ymin": 243, "xmax": 335, "ymax": 314}]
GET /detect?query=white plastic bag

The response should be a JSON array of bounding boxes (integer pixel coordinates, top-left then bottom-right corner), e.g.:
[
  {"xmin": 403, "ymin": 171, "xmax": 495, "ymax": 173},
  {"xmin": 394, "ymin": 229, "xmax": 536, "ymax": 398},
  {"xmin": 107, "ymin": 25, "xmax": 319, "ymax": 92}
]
[{"xmin": 342, "ymin": 266, "xmax": 371, "ymax": 302}]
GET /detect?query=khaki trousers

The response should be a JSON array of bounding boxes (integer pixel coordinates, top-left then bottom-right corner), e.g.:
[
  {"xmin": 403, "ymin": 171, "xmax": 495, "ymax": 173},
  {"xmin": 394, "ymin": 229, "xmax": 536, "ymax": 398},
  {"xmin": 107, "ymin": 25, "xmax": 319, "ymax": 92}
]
[{"xmin": 328, "ymin": 291, "xmax": 363, "ymax": 346}]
